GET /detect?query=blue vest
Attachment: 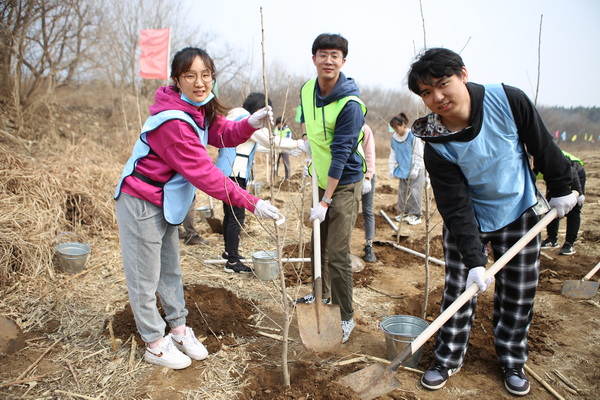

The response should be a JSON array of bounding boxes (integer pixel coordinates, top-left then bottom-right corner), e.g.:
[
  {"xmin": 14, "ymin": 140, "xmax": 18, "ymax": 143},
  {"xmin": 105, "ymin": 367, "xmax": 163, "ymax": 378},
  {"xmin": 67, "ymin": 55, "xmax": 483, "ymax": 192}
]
[
  {"xmin": 215, "ymin": 113, "xmax": 256, "ymax": 180},
  {"xmin": 392, "ymin": 131, "xmax": 415, "ymax": 179},
  {"xmin": 114, "ymin": 110, "xmax": 208, "ymax": 225},
  {"xmin": 430, "ymin": 84, "xmax": 537, "ymax": 232}
]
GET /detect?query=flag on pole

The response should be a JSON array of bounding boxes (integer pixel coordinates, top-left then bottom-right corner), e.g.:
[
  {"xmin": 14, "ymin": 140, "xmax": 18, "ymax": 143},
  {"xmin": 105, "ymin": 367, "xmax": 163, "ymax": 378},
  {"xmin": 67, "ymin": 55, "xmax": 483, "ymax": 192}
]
[
  {"xmin": 554, "ymin": 130, "xmax": 559, "ymax": 139},
  {"xmin": 560, "ymin": 131, "xmax": 567, "ymax": 141},
  {"xmin": 571, "ymin": 134, "xmax": 578, "ymax": 142},
  {"xmin": 139, "ymin": 28, "xmax": 171, "ymax": 79}
]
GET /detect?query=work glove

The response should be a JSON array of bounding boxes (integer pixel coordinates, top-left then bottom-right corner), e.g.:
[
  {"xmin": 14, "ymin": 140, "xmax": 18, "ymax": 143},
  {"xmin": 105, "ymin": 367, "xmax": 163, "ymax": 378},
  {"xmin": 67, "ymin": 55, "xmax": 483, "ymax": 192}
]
[
  {"xmin": 409, "ymin": 168, "xmax": 419, "ymax": 180},
  {"xmin": 310, "ymin": 202, "xmax": 328, "ymax": 223},
  {"xmin": 253, "ymin": 199, "xmax": 279, "ymax": 219},
  {"xmin": 302, "ymin": 164, "xmax": 309, "ymax": 177},
  {"xmin": 362, "ymin": 179, "xmax": 372, "ymax": 195},
  {"xmin": 248, "ymin": 106, "xmax": 274, "ymax": 129},
  {"xmin": 466, "ymin": 266, "xmax": 494, "ymax": 294},
  {"xmin": 548, "ymin": 192, "xmax": 577, "ymax": 217},
  {"xmin": 388, "ymin": 171, "xmax": 394, "ymax": 179},
  {"xmin": 303, "ymin": 140, "xmax": 312, "ymax": 157},
  {"xmin": 577, "ymin": 194, "xmax": 585, "ymax": 206},
  {"xmin": 289, "ymin": 148, "xmax": 302, "ymax": 157}
]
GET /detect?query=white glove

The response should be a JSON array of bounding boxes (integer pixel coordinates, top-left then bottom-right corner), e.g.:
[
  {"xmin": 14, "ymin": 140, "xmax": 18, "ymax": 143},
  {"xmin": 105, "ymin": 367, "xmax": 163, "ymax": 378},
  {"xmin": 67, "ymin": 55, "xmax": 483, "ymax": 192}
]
[
  {"xmin": 548, "ymin": 192, "xmax": 577, "ymax": 217},
  {"xmin": 466, "ymin": 266, "xmax": 494, "ymax": 294},
  {"xmin": 289, "ymin": 147, "xmax": 302, "ymax": 157},
  {"xmin": 310, "ymin": 202, "xmax": 328, "ymax": 223},
  {"xmin": 253, "ymin": 199, "xmax": 279, "ymax": 219},
  {"xmin": 362, "ymin": 179, "xmax": 372, "ymax": 195},
  {"xmin": 409, "ymin": 168, "xmax": 419, "ymax": 180},
  {"xmin": 248, "ymin": 106, "xmax": 274, "ymax": 129},
  {"xmin": 577, "ymin": 194, "xmax": 585, "ymax": 206},
  {"xmin": 303, "ymin": 140, "xmax": 312, "ymax": 156},
  {"xmin": 425, "ymin": 176, "xmax": 431, "ymax": 189},
  {"xmin": 388, "ymin": 171, "xmax": 394, "ymax": 179},
  {"xmin": 303, "ymin": 165, "xmax": 309, "ymax": 177}
]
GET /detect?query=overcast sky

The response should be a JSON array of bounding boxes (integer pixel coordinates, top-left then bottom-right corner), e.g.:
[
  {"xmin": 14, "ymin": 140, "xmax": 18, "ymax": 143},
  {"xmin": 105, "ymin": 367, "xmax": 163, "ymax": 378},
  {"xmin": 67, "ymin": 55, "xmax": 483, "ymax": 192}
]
[{"xmin": 182, "ymin": 0, "xmax": 599, "ymax": 108}]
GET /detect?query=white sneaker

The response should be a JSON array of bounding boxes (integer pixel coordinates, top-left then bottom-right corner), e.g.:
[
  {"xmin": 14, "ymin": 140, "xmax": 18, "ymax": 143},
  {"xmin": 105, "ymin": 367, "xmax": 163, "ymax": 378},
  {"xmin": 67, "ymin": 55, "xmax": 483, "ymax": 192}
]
[
  {"xmin": 171, "ymin": 327, "xmax": 208, "ymax": 360},
  {"xmin": 406, "ymin": 215, "xmax": 422, "ymax": 225},
  {"xmin": 342, "ymin": 318, "xmax": 356, "ymax": 343},
  {"xmin": 145, "ymin": 334, "xmax": 192, "ymax": 369}
]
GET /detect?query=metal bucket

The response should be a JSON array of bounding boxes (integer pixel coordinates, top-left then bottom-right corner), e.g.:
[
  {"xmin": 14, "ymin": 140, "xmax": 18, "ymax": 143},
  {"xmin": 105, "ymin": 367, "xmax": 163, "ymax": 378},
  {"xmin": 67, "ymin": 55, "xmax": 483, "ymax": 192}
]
[
  {"xmin": 55, "ymin": 232, "xmax": 90, "ymax": 274},
  {"xmin": 196, "ymin": 205, "xmax": 212, "ymax": 220},
  {"xmin": 380, "ymin": 315, "xmax": 429, "ymax": 368},
  {"xmin": 248, "ymin": 181, "xmax": 264, "ymax": 196},
  {"xmin": 252, "ymin": 250, "xmax": 279, "ymax": 281}
]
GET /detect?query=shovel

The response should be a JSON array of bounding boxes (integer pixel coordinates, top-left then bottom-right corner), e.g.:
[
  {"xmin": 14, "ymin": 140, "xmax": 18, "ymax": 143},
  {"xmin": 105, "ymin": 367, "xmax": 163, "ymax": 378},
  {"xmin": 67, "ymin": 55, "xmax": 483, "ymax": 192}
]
[
  {"xmin": 204, "ymin": 196, "xmax": 223, "ymax": 234},
  {"xmin": 337, "ymin": 208, "xmax": 559, "ymax": 400},
  {"xmin": 561, "ymin": 261, "xmax": 600, "ymax": 299},
  {"xmin": 296, "ymin": 163, "xmax": 343, "ymax": 353}
]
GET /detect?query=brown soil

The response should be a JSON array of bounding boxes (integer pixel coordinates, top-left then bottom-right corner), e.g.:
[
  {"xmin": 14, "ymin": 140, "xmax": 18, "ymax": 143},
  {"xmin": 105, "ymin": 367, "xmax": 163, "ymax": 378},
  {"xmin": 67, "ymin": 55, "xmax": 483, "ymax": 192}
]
[{"xmin": 1, "ymin": 151, "xmax": 599, "ymax": 400}]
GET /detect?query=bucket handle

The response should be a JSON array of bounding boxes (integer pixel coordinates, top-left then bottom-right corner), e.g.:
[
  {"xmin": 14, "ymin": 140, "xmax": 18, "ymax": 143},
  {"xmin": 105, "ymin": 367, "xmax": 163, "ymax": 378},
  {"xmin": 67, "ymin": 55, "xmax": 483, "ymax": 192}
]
[{"xmin": 55, "ymin": 231, "xmax": 87, "ymax": 245}]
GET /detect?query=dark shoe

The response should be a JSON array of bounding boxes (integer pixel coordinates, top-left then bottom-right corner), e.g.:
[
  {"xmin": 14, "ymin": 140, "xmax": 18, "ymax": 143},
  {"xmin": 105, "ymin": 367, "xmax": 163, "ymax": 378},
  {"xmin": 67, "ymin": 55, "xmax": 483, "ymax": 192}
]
[
  {"xmin": 184, "ymin": 234, "xmax": 209, "ymax": 245},
  {"xmin": 421, "ymin": 364, "xmax": 461, "ymax": 390},
  {"xmin": 540, "ymin": 238, "xmax": 558, "ymax": 248},
  {"xmin": 364, "ymin": 245, "xmax": 377, "ymax": 263},
  {"xmin": 222, "ymin": 251, "xmax": 245, "ymax": 260},
  {"xmin": 502, "ymin": 367, "xmax": 530, "ymax": 396},
  {"xmin": 559, "ymin": 242, "xmax": 575, "ymax": 255},
  {"xmin": 224, "ymin": 261, "xmax": 252, "ymax": 274},
  {"xmin": 293, "ymin": 294, "xmax": 331, "ymax": 304}
]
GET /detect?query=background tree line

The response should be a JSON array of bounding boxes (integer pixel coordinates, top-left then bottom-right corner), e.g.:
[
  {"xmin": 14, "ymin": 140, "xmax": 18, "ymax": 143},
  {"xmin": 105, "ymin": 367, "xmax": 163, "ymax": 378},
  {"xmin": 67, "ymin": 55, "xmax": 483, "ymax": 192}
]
[{"xmin": 1, "ymin": 0, "xmax": 598, "ymax": 158}]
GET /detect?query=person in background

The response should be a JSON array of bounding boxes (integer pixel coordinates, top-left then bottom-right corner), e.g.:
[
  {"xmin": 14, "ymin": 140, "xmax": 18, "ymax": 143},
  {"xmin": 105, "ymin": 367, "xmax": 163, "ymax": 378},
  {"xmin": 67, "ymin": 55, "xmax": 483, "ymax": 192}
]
[
  {"xmin": 361, "ymin": 124, "xmax": 377, "ymax": 263},
  {"xmin": 273, "ymin": 116, "xmax": 294, "ymax": 181},
  {"xmin": 540, "ymin": 150, "xmax": 586, "ymax": 255},
  {"xmin": 216, "ymin": 93, "xmax": 304, "ymax": 273},
  {"xmin": 178, "ymin": 198, "xmax": 210, "ymax": 245},
  {"xmin": 114, "ymin": 47, "xmax": 279, "ymax": 370},
  {"xmin": 295, "ymin": 33, "xmax": 366, "ymax": 344},
  {"xmin": 388, "ymin": 112, "xmax": 425, "ymax": 225},
  {"xmin": 407, "ymin": 47, "xmax": 576, "ymax": 396}
]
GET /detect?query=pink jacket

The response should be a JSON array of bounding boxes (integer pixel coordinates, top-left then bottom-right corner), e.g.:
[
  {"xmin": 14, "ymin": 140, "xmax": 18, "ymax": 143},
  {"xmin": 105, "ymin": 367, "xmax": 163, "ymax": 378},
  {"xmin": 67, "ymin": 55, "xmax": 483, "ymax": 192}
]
[
  {"xmin": 120, "ymin": 86, "xmax": 260, "ymax": 212},
  {"xmin": 363, "ymin": 124, "xmax": 376, "ymax": 180}
]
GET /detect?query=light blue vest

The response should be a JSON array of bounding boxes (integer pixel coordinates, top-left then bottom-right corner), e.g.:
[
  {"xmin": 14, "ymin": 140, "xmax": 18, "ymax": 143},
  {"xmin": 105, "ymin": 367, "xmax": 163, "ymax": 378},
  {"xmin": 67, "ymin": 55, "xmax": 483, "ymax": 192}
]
[
  {"xmin": 114, "ymin": 110, "xmax": 208, "ymax": 225},
  {"xmin": 215, "ymin": 113, "xmax": 256, "ymax": 180},
  {"xmin": 392, "ymin": 131, "xmax": 415, "ymax": 179},
  {"xmin": 430, "ymin": 84, "xmax": 537, "ymax": 232}
]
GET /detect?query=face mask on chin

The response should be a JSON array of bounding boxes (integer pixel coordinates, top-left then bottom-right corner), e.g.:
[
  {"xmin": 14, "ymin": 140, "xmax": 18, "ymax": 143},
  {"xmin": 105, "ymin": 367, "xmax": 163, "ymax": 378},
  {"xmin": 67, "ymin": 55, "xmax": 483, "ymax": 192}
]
[{"xmin": 180, "ymin": 91, "xmax": 214, "ymax": 107}]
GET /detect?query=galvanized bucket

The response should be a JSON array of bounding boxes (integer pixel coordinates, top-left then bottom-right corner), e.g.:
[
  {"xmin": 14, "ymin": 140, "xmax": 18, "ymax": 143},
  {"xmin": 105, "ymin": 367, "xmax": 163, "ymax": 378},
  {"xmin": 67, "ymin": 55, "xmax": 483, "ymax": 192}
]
[
  {"xmin": 380, "ymin": 315, "xmax": 429, "ymax": 368},
  {"xmin": 248, "ymin": 181, "xmax": 264, "ymax": 196},
  {"xmin": 196, "ymin": 205, "xmax": 212, "ymax": 221},
  {"xmin": 252, "ymin": 250, "xmax": 279, "ymax": 281},
  {"xmin": 55, "ymin": 232, "xmax": 90, "ymax": 274}
]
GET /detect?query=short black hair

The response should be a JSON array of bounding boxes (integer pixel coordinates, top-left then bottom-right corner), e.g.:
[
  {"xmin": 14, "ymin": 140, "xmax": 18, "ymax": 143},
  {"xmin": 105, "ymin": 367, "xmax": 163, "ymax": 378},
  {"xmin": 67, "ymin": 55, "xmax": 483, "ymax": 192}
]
[
  {"xmin": 407, "ymin": 48, "xmax": 465, "ymax": 95},
  {"xmin": 312, "ymin": 33, "xmax": 348, "ymax": 58},
  {"xmin": 242, "ymin": 92, "xmax": 273, "ymax": 114}
]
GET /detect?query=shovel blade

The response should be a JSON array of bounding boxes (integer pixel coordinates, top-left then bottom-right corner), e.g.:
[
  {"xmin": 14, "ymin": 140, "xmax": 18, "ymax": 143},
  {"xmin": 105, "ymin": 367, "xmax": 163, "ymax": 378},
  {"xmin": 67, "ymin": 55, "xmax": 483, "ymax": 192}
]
[
  {"xmin": 562, "ymin": 280, "xmax": 599, "ymax": 299},
  {"xmin": 205, "ymin": 217, "xmax": 223, "ymax": 234},
  {"xmin": 296, "ymin": 302, "xmax": 342, "ymax": 353},
  {"xmin": 337, "ymin": 363, "xmax": 402, "ymax": 400}
]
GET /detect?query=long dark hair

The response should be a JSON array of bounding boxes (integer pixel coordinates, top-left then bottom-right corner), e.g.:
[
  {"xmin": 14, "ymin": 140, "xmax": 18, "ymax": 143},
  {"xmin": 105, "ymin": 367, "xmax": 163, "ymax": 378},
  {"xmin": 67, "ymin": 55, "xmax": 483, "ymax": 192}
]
[{"xmin": 170, "ymin": 47, "xmax": 227, "ymax": 126}]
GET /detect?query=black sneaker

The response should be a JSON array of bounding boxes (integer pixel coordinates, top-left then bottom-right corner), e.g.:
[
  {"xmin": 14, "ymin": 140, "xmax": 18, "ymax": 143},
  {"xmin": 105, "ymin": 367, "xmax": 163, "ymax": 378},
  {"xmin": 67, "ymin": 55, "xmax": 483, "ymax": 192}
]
[
  {"xmin": 540, "ymin": 238, "xmax": 558, "ymax": 248},
  {"xmin": 421, "ymin": 364, "xmax": 461, "ymax": 390},
  {"xmin": 222, "ymin": 252, "xmax": 245, "ymax": 260},
  {"xmin": 293, "ymin": 294, "xmax": 331, "ymax": 304},
  {"xmin": 559, "ymin": 242, "xmax": 575, "ymax": 255},
  {"xmin": 364, "ymin": 245, "xmax": 377, "ymax": 263},
  {"xmin": 502, "ymin": 367, "xmax": 530, "ymax": 396},
  {"xmin": 224, "ymin": 261, "xmax": 252, "ymax": 274}
]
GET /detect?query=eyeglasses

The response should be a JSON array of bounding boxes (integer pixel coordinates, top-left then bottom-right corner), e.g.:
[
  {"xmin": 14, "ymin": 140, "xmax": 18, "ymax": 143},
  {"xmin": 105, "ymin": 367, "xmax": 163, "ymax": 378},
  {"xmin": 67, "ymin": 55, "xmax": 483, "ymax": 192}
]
[
  {"xmin": 181, "ymin": 70, "xmax": 213, "ymax": 84},
  {"xmin": 315, "ymin": 51, "xmax": 343, "ymax": 64}
]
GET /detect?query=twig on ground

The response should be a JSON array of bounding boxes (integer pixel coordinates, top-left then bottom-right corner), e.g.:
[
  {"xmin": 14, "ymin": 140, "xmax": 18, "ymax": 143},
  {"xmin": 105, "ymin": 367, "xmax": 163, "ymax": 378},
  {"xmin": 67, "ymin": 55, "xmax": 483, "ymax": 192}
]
[
  {"xmin": 524, "ymin": 364, "xmax": 565, "ymax": 400},
  {"xmin": 14, "ymin": 338, "xmax": 61, "ymax": 382}
]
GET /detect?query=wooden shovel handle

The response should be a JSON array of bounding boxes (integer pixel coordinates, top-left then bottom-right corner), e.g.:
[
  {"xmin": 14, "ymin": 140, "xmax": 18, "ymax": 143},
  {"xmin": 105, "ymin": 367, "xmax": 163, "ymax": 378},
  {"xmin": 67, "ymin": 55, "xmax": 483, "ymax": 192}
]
[
  {"xmin": 583, "ymin": 261, "xmax": 600, "ymax": 281},
  {"xmin": 387, "ymin": 208, "xmax": 559, "ymax": 372}
]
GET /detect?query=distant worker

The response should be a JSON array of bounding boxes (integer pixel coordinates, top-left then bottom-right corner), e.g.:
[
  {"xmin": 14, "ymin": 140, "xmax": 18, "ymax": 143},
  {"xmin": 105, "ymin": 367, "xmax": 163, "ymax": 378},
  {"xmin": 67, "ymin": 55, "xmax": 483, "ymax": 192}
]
[
  {"xmin": 273, "ymin": 116, "xmax": 294, "ymax": 181},
  {"xmin": 540, "ymin": 151, "xmax": 586, "ymax": 255},
  {"xmin": 388, "ymin": 112, "xmax": 425, "ymax": 225}
]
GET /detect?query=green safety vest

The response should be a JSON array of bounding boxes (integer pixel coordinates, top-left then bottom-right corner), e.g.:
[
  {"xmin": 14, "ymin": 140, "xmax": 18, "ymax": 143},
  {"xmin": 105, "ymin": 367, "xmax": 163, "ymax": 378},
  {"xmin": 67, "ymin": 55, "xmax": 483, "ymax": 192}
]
[
  {"xmin": 562, "ymin": 150, "xmax": 584, "ymax": 166},
  {"xmin": 300, "ymin": 79, "xmax": 367, "ymax": 188}
]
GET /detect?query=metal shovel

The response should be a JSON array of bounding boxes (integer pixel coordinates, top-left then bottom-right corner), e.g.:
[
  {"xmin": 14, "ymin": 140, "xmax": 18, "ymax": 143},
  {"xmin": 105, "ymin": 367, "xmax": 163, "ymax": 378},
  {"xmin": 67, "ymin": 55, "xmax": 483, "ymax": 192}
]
[
  {"xmin": 336, "ymin": 208, "xmax": 558, "ymax": 400},
  {"xmin": 296, "ymin": 164, "xmax": 343, "ymax": 353},
  {"xmin": 561, "ymin": 261, "xmax": 600, "ymax": 299}
]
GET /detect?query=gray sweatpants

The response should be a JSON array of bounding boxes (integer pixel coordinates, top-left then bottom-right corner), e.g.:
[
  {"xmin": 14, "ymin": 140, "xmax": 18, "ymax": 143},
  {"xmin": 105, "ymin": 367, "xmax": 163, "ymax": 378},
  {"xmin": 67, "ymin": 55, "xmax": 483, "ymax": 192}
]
[{"xmin": 115, "ymin": 193, "xmax": 188, "ymax": 343}]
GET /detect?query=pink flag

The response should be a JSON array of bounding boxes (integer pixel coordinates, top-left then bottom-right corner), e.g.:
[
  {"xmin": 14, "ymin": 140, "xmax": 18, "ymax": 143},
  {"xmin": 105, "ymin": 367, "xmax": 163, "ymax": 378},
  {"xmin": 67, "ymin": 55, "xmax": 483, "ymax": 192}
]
[
  {"xmin": 554, "ymin": 130, "xmax": 559, "ymax": 138},
  {"xmin": 139, "ymin": 28, "xmax": 170, "ymax": 79}
]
